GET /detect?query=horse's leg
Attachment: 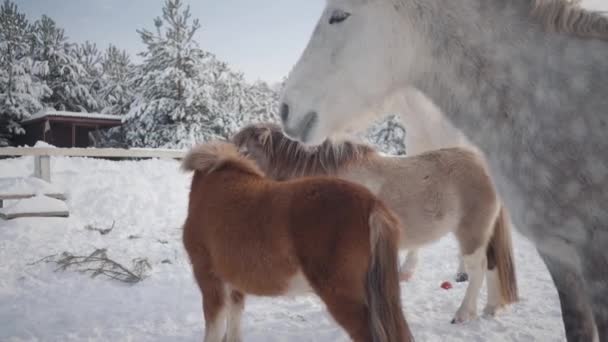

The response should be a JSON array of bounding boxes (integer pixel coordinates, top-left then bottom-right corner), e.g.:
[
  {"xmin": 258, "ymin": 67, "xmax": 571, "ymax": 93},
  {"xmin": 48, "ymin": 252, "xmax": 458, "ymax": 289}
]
[
  {"xmin": 190, "ymin": 257, "xmax": 228, "ymax": 342},
  {"xmin": 316, "ymin": 289, "xmax": 371, "ymax": 342},
  {"xmin": 455, "ymin": 255, "xmax": 468, "ymax": 282},
  {"xmin": 579, "ymin": 243, "xmax": 608, "ymax": 342},
  {"xmin": 399, "ymin": 249, "xmax": 419, "ymax": 282},
  {"xmin": 539, "ymin": 248, "xmax": 598, "ymax": 342},
  {"xmin": 307, "ymin": 264, "xmax": 371, "ymax": 341},
  {"xmin": 224, "ymin": 290, "xmax": 245, "ymax": 342},
  {"xmin": 452, "ymin": 247, "xmax": 486, "ymax": 323},
  {"xmin": 201, "ymin": 279, "xmax": 228, "ymax": 342}
]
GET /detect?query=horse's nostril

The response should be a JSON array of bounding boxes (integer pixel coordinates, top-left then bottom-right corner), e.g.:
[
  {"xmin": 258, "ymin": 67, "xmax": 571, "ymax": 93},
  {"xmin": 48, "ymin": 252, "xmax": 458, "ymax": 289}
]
[{"xmin": 280, "ymin": 103, "xmax": 289, "ymax": 123}]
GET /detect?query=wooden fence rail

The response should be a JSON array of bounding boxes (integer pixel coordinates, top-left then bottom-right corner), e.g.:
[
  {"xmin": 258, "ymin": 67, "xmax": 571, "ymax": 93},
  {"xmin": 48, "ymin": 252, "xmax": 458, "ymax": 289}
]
[{"xmin": 0, "ymin": 147, "xmax": 187, "ymax": 182}]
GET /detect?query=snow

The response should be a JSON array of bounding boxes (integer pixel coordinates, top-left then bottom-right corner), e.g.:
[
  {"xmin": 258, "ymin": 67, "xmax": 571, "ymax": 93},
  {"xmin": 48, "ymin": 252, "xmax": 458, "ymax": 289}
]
[
  {"xmin": 23, "ymin": 109, "xmax": 122, "ymax": 123},
  {"xmin": 0, "ymin": 195, "xmax": 68, "ymax": 218},
  {"xmin": 33, "ymin": 140, "xmax": 56, "ymax": 148},
  {"xmin": 0, "ymin": 155, "xmax": 567, "ymax": 341},
  {"xmin": 0, "ymin": 176, "xmax": 63, "ymax": 197}
]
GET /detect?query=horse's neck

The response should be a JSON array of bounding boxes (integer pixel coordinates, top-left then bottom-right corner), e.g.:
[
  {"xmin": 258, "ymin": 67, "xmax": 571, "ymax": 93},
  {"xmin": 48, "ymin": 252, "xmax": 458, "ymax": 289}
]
[
  {"xmin": 408, "ymin": 0, "xmax": 608, "ymax": 234},
  {"xmin": 386, "ymin": 88, "xmax": 472, "ymax": 155},
  {"xmin": 412, "ymin": 0, "xmax": 608, "ymax": 154}
]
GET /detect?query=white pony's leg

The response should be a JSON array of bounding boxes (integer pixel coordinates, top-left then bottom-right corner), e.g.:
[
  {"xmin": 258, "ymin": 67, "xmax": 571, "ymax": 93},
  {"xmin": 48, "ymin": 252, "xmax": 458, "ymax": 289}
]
[
  {"xmin": 224, "ymin": 290, "xmax": 244, "ymax": 342},
  {"xmin": 483, "ymin": 269, "xmax": 502, "ymax": 316},
  {"xmin": 455, "ymin": 255, "xmax": 469, "ymax": 282},
  {"xmin": 399, "ymin": 249, "xmax": 419, "ymax": 281},
  {"xmin": 453, "ymin": 247, "xmax": 487, "ymax": 323}
]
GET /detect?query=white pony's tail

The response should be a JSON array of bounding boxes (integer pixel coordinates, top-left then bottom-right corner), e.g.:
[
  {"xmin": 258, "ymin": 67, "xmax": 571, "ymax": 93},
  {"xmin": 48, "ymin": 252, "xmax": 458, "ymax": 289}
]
[{"xmin": 486, "ymin": 206, "xmax": 519, "ymax": 304}]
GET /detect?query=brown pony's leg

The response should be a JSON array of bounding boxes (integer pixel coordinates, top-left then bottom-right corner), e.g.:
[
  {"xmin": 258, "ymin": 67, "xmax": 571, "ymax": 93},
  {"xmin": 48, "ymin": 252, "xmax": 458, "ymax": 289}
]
[
  {"xmin": 317, "ymin": 289, "xmax": 372, "ymax": 342},
  {"xmin": 302, "ymin": 255, "xmax": 371, "ymax": 340},
  {"xmin": 224, "ymin": 290, "xmax": 245, "ymax": 342},
  {"xmin": 190, "ymin": 256, "xmax": 228, "ymax": 342}
]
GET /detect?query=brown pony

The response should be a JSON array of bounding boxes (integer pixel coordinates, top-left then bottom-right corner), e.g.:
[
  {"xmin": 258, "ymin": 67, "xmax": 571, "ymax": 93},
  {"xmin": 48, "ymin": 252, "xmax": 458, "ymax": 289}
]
[
  {"xmin": 181, "ymin": 141, "xmax": 414, "ymax": 342},
  {"xmin": 232, "ymin": 123, "xmax": 519, "ymax": 324}
]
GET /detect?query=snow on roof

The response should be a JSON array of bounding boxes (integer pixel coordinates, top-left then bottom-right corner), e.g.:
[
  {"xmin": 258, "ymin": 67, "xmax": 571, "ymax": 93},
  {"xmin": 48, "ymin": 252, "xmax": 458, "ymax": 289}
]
[{"xmin": 23, "ymin": 110, "xmax": 122, "ymax": 123}]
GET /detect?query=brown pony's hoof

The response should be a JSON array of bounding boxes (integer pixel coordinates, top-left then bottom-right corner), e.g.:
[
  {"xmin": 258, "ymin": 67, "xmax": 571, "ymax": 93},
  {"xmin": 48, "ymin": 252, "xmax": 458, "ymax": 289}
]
[{"xmin": 455, "ymin": 272, "xmax": 468, "ymax": 282}]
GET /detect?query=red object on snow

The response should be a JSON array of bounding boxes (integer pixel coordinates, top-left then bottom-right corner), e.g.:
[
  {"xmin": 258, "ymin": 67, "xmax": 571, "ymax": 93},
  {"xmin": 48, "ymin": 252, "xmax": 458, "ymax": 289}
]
[{"xmin": 440, "ymin": 281, "xmax": 453, "ymax": 290}]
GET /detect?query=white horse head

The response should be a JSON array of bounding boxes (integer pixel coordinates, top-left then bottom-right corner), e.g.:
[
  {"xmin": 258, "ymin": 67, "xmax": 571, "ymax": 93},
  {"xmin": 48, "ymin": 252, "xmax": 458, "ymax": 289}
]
[{"xmin": 280, "ymin": 0, "xmax": 429, "ymax": 144}]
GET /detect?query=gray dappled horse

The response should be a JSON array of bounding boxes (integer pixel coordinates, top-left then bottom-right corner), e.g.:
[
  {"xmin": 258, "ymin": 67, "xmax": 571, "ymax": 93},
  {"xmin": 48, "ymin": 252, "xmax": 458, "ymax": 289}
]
[{"xmin": 278, "ymin": 0, "xmax": 608, "ymax": 340}]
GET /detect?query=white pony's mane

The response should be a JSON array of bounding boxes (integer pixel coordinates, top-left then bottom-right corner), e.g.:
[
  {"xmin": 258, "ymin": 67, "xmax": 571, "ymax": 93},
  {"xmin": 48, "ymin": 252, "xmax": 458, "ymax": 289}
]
[{"xmin": 531, "ymin": 0, "xmax": 608, "ymax": 40}]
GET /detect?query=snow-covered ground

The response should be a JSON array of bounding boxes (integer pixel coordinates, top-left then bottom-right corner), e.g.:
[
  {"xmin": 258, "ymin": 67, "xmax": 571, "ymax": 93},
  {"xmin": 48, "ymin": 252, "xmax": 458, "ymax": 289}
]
[{"xmin": 0, "ymin": 155, "xmax": 566, "ymax": 341}]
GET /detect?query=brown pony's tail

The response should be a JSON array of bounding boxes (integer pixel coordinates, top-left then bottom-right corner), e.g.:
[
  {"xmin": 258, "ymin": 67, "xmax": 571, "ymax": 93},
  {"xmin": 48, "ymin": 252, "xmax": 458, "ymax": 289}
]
[
  {"xmin": 486, "ymin": 205, "xmax": 519, "ymax": 304},
  {"xmin": 367, "ymin": 203, "xmax": 414, "ymax": 342},
  {"xmin": 181, "ymin": 141, "xmax": 264, "ymax": 176}
]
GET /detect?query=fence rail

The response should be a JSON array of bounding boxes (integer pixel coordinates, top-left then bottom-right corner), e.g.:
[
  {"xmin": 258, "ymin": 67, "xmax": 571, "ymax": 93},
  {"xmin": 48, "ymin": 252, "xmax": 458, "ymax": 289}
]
[
  {"xmin": 0, "ymin": 147, "xmax": 187, "ymax": 182},
  {"xmin": 0, "ymin": 147, "xmax": 186, "ymax": 159}
]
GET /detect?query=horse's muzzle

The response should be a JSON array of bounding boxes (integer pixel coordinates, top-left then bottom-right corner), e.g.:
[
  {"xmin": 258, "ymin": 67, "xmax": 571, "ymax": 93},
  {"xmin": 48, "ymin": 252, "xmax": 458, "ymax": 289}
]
[{"xmin": 283, "ymin": 111, "xmax": 318, "ymax": 143}]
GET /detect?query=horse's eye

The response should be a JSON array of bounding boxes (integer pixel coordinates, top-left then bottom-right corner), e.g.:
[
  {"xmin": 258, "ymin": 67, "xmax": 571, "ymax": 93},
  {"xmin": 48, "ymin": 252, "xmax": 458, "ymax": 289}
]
[{"xmin": 329, "ymin": 10, "xmax": 351, "ymax": 25}]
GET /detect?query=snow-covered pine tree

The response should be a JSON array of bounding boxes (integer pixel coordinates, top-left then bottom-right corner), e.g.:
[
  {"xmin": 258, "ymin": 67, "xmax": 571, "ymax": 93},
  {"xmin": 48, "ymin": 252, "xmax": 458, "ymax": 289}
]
[
  {"xmin": 100, "ymin": 44, "xmax": 133, "ymax": 115},
  {"xmin": 0, "ymin": 0, "xmax": 50, "ymax": 146},
  {"xmin": 199, "ymin": 56, "xmax": 249, "ymax": 137},
  {"xmin": 241, "ymin": 80, "xmax": 279, "ymax": 125},
  {"xmin": 363, "ymin": 115, "xmax": 407, "ymax": 155},
  {"xmin": 73, "ymin": 41, "xmax": 104, "ymax": 111},
  {"xmin": 30, "ymin": 15, "xmax": 97, "ymax": 112},
  {"xmin": 125, "ymin": 0, "xmax": 223, "ymax": 148}
]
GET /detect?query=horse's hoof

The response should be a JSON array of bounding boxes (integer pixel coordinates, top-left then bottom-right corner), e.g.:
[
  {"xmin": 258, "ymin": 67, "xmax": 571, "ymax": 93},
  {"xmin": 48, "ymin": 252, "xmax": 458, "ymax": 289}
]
[
  {"xmin": 483, "ymin": 304, "xmax": 503, "ymax": 317},
  {"xmin": 455, "ymin": 272, "xmax": 469, "ymax": 283},
  {"xmin": 452, "ymin": 308, "xmax": 477, "ymax": 323},
  {"xmin": 399, "ymin": 271, "xmax": 413, "ymax": 282}
]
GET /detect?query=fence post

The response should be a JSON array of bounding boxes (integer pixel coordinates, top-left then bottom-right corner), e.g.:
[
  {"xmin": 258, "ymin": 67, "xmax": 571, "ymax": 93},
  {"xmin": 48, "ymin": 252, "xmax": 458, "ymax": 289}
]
[{"xmin": 34, "ymin": 155, "xmax": 51, "ymax": 182}]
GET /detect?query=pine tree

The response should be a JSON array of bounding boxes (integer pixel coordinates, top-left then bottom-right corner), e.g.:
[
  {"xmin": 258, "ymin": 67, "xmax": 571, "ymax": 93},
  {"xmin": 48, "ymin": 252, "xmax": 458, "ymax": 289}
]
[
  {"xmin": 73, "ymin": 41, "xmax": 103, "ymax": 111},
  {"xmin": 125, "ymin": 0, "xmax": 219, "ymax": 148},
  {"xmin": 201, "ymin": 57, "xmax": 248, "ymax": 137},
  {"xmin": 0, "ymin": 0, "xmax": 50, "ymax": 145},
  {"xmin": 30, "ymin": 15, "xmax": 97, "ymax": 112},
  {"xmin": 242, "ymin": 80, "xmax": 279, "ymax": 124},
  {"xmin": 363, "ymin": 115, "xmax": 407, "ymax": 155},
  {"xmin": 100, "ymin": 44, "xmax": 133, "ymax": 115}
]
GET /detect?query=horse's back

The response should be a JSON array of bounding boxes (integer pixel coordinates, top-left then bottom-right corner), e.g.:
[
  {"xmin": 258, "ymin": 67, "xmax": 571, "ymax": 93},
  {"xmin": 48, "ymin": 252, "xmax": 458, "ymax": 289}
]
[
  {"xmin": 184, "ymin": 172, "xmax": 301, "ymax": 296},
  {"xmin": 282, "ymin": 177, "xmax": 379, "ymax": 283},
  {"xmin": 353, "ymin": 148, "xmax": 497, "ymax": 248}
]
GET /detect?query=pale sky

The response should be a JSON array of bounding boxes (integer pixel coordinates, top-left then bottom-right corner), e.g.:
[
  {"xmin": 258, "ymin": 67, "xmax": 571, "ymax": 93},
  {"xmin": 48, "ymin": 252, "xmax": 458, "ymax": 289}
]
[
  {"xmin": 16, "ymin": 0, "xmax": 325, "ymax": 84},
  {"xmin": 15, "ymin": 0, "xmax": 607, "ymax": 84}
]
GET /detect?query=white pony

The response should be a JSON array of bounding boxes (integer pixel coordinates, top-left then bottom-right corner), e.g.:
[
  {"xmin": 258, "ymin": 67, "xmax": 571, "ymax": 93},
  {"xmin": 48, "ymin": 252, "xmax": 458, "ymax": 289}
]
[
  {"xmin": 278, "ymin": 0, "xmax": 608, "ymax": 341},
  {"xmin": 384, "ymin": 88, "xmax": 474, "ymax": 281}
]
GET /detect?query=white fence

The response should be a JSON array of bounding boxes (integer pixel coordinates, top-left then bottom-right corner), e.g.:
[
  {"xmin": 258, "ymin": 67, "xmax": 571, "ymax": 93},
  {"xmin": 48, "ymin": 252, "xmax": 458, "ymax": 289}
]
[{"xmin": 0, "ymin": 147, "xmax": 187, "ymax": 182}]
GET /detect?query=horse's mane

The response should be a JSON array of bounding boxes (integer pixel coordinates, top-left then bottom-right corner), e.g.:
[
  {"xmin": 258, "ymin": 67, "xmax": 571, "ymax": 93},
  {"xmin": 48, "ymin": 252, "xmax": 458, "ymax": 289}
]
[
  {"xmin": 530, "ymin": 0, "xmax": 608, "ymax": 41},
  {"xmin": 232, "ymin": 123, "xmax": 376, "ymax": 178},
  {"xmin": 182, "ymin": 141, "xmax": 264, "ymax": 177}
]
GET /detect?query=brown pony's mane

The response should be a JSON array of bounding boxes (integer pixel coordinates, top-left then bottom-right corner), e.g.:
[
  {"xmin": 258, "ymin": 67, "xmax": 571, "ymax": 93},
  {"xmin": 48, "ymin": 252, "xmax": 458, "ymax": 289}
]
[
  {"xmin": 232, "ymin": 123, "xmax": 376, "ymax": 179},
  {"xmin": 181, "ymin": 140, "xmax": 264, "ymax": 177},
  {"xmin": 530, "ymin": 0, "xmax": 608, "ymax": 41}
]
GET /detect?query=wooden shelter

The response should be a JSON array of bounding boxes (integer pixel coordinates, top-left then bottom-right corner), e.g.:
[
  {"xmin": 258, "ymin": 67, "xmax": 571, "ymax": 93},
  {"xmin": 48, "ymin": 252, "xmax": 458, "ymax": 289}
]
[{"xmin": 17, "ymin": 110, "xmax": 122, "ymax": 148}]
